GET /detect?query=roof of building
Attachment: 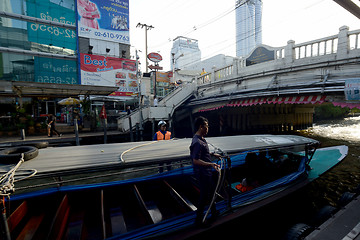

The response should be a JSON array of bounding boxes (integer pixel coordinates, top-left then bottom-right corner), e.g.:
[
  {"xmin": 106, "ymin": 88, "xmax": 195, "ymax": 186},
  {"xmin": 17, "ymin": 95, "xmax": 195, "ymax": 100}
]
[{"xmin": 0, "ymin": 81, "xmax": 118, "ymax": 97}]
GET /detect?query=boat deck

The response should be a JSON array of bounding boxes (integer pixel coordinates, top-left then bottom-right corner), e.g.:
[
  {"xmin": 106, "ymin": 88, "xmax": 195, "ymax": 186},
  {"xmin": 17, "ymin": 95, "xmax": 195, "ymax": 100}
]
[{"xmin": 305, "ymin": 197, "xmax": 360, "ymax": 240}]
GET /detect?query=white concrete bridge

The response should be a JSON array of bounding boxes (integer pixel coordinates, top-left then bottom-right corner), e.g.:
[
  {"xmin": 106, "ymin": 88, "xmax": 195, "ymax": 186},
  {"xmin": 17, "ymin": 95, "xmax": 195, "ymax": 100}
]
[{"xmin": 118, "ymin": 26, "xmax": 360, "ymax": 134}]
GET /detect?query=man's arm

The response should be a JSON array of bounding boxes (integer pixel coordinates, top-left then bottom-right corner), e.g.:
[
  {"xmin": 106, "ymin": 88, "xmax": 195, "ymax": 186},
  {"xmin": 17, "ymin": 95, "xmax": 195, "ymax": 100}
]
[{"xmin": 193, "ymin": 158, "xmax": 220, "ymax": 171}]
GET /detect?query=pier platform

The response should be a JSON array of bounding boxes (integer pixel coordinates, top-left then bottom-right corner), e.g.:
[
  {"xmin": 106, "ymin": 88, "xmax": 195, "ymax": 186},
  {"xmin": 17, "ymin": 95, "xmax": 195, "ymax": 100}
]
[
  {"xmin": 305, "ymin": 196, "xmax": 360, "ymax": 240},
  {"xmin": 0, "ymin": 130, "xmax": 128, "ymax": 148}
]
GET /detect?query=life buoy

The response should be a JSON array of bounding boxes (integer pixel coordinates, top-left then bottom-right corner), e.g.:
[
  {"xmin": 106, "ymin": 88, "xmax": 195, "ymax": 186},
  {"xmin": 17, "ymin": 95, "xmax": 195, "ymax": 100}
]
[
  {"xmin": 25, "ymin": 141, "xmax": 49, "ymax": 149},
  {"xmin": 310, "ymin": 205, "xmax": 336, "ymax": 227},
  {"xmin": 0, "ymin": 146, "xmax": 39, "ymax": 164},
  {"xmin": 337, "ymin": 191, "xmax": 355, "ymax": 207},
  {"xmin": 284, "ymin": 223, "xmax": 313, "ymax": 240}
]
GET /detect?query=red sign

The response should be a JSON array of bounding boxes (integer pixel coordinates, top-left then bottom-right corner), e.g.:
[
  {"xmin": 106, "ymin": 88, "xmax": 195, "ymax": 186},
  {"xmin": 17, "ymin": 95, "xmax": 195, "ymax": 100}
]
[
  {"xmin": 147, "ymin": 52, "xmax": 162, "ymax": 63},
  {"xmin": 148, "ymin": 65, "xmax": 163, "ymax": 70},
  {"xmin": 100, "ymin": 104, "xmax": 107, "ymax": 119},
  {"xmin": 80, "ymin": 53, "xmax": 138, "ymax": 97}
]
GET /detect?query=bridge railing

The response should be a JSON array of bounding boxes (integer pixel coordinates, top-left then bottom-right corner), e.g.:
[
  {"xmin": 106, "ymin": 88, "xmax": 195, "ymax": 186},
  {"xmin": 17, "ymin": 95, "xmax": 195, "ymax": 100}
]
[
  {"xmin": 293, "ymin": 34, "xmax": 338, "ymax": 59},
  {"xmin": 194, "ymin": 26, "xmax": 359, "ymax": 87},
  {"xmin": 349, "ymin": 29, "xmax": 360, "ymax": 50}
]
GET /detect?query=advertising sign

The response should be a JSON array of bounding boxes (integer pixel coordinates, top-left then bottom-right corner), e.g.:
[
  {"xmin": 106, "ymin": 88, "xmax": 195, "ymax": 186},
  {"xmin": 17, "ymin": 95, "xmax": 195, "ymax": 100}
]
[
  {"xmin": 147, "ymin": 52, "xmax": 162, "ymax": 63},
  {"xmin": 80, "ymin": 53, "xmax": 138, "ymax": 97},
  {"xmin": 77, "ymin": 0, "xmax": 130, "ymax": 45},
  {"xmin": 26, "ymin": 0, "xmax": 77, "ymax": 50},
  {"xmin": 345, "ymin": 78, "xmax": 360, "ymax": 101},
  {"xmin": 34, "ymin": 57, "xmax": 78, "ymax": 84}
]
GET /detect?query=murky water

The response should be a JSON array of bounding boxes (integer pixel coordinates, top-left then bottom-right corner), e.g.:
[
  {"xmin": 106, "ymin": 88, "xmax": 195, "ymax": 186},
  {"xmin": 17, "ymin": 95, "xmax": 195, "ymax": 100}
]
[{"xmin": 193, "ymin": 116, "xmax": 360, "ymax": 240}]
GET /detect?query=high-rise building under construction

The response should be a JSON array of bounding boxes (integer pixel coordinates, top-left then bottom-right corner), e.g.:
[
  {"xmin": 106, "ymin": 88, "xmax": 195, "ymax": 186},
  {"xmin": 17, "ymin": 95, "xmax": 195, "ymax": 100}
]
[{"xmin": 235, "ymin": 0, "xmax": 262, "ymax": 57}]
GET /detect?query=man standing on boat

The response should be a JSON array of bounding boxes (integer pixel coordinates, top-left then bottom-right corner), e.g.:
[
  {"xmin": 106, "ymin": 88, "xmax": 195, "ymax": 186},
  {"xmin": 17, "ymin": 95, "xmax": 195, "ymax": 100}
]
[
  {"xmin": 190, "ymin": 116, "xmax": 221, "ymax": 226},
  {"xmin": 154, "ymin": 120, "xmax": 172, "ymax": 172}
]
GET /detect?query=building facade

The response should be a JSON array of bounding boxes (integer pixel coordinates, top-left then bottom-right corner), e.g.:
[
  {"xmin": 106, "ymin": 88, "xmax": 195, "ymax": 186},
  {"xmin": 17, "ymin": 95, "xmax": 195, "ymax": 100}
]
[
  {"xmin": 0, "ymin": 0, "xmax": 134, "ymax": 129},
  {"xmin": 235, "ymin": 0, "xmax": 262, "ymax": 58},
  {"xmin": 170, "ymin": 36, "xmax": 201, "ymax": 72}
]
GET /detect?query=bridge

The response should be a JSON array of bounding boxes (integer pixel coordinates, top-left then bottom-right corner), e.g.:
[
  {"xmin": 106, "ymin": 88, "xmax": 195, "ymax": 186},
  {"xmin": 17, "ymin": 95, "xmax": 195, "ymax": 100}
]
[{"xmin": 118, "ymin": 26, "xmax": 360, "ymax": 138}]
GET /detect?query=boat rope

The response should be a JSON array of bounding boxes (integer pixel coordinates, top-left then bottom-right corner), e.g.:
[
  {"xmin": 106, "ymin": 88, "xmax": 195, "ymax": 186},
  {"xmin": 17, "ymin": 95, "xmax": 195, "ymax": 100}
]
[
  {"xmin": 203, "ymin": 157, "xmax": 226, "ymax": 223},
  {"xmin": 119, "ymin": 141, "xmax": 159, "ymax": 162},
  {"xmin": 0, "ymin": 154, "xmax": 37, "ymax": 196},
  {"xmin": 119, "ymin": 138, "xmax": 179, "ymax": 163}
]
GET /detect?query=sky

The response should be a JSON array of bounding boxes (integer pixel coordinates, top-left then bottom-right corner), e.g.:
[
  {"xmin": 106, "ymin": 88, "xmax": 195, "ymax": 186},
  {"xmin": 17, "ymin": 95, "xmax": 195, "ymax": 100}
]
[{"xmin": 129, "ymin": 0, "xmax": 360, "ymax": 72}]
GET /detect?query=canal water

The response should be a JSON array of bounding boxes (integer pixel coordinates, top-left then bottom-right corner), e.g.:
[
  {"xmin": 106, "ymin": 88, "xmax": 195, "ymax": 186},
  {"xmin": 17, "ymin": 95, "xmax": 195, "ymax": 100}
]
[{"xmin": 192, "ymin": 116, "xmax": 360, "ymax": 240}]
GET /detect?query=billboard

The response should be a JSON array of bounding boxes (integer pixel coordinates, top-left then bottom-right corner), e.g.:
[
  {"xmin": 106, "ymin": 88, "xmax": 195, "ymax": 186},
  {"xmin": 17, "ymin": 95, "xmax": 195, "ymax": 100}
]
[
  {"xmin": 26, "ymin": 0, "xmax": 77, "ymax": 50},
  {"xmin": 77, "ymin": 0, "xmax": 130, "ymax": 45},
  {"xmin": 80, "ymin": 53, "xmax": 137, "ymax": 97},
  {"xmin": 34, "ymin": 57, "xmax": 78, "ymax": 84}
]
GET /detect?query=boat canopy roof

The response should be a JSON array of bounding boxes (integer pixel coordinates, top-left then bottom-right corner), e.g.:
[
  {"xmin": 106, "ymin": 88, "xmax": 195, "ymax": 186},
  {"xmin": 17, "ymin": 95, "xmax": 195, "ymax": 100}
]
[{"xmin": 0, "ymin": 135, "xmax": 319, "ymax": 177}]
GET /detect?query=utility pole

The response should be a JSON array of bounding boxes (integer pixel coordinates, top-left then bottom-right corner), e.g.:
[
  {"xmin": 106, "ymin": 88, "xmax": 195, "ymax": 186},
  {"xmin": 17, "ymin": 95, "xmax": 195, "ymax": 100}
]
[{"xmin": 136, "ymin": 23, "xmax": 154, "ymax": 73}]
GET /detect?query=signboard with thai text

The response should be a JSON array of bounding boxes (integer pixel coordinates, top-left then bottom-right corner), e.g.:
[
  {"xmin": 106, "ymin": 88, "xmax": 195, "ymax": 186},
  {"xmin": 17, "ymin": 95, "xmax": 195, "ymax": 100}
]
[
  {"xmin": 34, "ymin": 57, "xmax": 78, "ymax": 84},
  {"xmin": 246, "ymin": 46, "xmax": 275, "ymax": 66},
  {"xmin": 77, "ymin": 0, "xmax": 130, "ymax": 45},
  {"xmin": 26, "ymin": 0, "xmax": 77, "ymax": 50},
  {"xmin": 80, "ymin": 53, "xmax": 137, "ymax": 97}
]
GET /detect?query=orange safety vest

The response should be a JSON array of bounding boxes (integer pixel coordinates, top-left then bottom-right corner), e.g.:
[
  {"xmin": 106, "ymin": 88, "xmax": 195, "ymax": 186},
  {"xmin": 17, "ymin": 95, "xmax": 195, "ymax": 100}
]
[{"xmin": 156, "ymin": 131, "xmax": 171, "ymax": 140}]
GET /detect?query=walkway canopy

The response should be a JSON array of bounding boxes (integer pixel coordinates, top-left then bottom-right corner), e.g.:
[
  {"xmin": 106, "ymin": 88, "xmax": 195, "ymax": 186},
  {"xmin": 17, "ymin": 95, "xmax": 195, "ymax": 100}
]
[{"xmin": 0, "ymin": 81, "xmax": 118, "ymax": 97}]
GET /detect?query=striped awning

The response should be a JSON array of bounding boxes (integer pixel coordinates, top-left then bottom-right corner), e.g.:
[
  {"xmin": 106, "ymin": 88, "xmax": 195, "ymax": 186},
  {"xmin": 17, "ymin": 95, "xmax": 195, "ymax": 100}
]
[
  {"xmin": 198, "ymin": 105, "xmax": 225, "ymax": 112},
  {"xmin": 227, "ymin": 95, "xmax": 326, "ymax": 107}
]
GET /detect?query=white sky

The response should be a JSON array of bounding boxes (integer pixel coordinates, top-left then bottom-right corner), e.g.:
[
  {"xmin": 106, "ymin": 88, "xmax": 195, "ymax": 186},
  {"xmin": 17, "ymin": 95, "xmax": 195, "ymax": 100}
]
[{"xmin": 129, "ymin": 0, "xmax": 360, "ymax": 71}]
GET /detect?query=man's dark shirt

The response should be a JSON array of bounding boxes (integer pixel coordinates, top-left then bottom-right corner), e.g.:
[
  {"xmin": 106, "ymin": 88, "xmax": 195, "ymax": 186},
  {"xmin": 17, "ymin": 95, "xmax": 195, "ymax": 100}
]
[{"xmin": 190, "ymin": 134, "xmax": 212, "ymax": 176}]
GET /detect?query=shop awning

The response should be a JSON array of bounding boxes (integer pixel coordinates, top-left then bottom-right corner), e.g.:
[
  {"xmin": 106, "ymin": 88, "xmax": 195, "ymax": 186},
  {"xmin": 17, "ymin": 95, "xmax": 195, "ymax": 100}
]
[
  {"xmin": 227, "ymin": 95, "xmax": 326, "ymax": 107},
  {"xmin": 3, "ymin": 81, "xmax": 119, "ymax": 97}
]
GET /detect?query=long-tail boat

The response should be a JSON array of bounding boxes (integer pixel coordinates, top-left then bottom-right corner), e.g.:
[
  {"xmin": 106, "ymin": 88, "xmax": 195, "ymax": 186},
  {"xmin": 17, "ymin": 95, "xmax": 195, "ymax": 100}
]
[{"xmin": 0, "ymin": 135, "xmax": 348, "ymax": 239}]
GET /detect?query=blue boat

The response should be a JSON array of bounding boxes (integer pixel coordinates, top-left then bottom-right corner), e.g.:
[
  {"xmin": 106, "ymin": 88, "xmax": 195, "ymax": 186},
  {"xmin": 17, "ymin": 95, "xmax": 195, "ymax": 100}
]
[{"xmin": 0, "ymin": 135, "xmax": 348, "ymax": 240}]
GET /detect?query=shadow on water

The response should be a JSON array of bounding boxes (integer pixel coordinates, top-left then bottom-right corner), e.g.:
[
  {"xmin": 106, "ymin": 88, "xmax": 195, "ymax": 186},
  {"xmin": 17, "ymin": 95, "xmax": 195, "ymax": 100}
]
[{"xmin": 190, "ymin": 117, "xmax": 360, "ymax": 240}]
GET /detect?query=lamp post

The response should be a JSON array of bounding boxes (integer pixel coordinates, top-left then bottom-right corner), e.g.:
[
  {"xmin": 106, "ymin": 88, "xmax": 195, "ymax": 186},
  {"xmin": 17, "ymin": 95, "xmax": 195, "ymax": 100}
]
[
  {"xmin": 171, "ymin": 53, "xmax": 184, "ymax": 83},
  {"xmin": 136, "ymin": 23, "xmax": 154, "ymax": 73}
]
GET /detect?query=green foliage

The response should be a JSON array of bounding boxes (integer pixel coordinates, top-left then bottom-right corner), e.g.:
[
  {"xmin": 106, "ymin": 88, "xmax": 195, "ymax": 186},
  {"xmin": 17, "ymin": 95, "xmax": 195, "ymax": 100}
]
[
  {"xmin": 314, "ymin": 104, "xmax": 350, "ymax": 120},
  {"xmin": 81, "ymin": 98, "xmax": 91, "ymax": 116}
]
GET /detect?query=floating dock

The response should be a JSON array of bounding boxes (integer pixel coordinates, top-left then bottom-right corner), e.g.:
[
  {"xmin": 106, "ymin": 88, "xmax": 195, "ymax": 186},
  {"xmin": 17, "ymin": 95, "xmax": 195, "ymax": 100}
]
[{"xmin": 305, "ymin": 197, "xmax": 360, "ymax": 240}]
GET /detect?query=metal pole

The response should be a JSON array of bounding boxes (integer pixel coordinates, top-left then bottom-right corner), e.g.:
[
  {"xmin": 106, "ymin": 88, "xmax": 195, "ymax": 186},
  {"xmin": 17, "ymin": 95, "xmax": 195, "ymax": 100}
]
[
  {"xmin": 20, "ymin": 128, "xmax": 25, "ymax": 140},
  {"xmin": 74, "ymin": 119, "xmax": 80, "ymax": 146},
  {"xmin": 136, "ymin": 50, "xmax": 144, "ymax": 141},
  {"xmin": 129, "ymin": 116, "xmax": 133, "ymax": 142},
  {"xmin": 136, "ymin": 23, "xmax": 154, "ymax": 73},
  {"xmin": 103, "ymin": 118, "xmax": 107, "ymax": 144},
  {"xmin": 0, "ymin": 198, "xmax": 11, "ymax": 240},
  {"xmin": 145, "ymin": 26, "xmax": 148, "ymax": 73}
]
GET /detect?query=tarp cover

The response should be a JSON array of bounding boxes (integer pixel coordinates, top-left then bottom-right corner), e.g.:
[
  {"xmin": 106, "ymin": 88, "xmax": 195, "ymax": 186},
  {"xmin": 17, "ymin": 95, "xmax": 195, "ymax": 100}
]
[{"xmin": 0, "ymin": 135, "xmax": 318, "ymax": 177}]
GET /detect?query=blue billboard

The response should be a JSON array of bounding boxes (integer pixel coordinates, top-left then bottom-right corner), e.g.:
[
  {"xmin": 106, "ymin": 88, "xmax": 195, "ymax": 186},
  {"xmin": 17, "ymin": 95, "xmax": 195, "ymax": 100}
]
[{"xmin": 77, "ymin": 0, "xmax": 130, "ymax": 44}]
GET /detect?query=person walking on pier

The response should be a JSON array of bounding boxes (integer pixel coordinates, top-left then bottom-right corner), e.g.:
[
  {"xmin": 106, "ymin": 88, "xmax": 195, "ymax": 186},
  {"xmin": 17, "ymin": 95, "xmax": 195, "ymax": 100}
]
[
  {"xmin": 190, "ymin": 116, "xmax": 221, "ymax": 226},
  {"xmin": 48, "ymin": 114, "xmax": 62, "ymax": 137}
]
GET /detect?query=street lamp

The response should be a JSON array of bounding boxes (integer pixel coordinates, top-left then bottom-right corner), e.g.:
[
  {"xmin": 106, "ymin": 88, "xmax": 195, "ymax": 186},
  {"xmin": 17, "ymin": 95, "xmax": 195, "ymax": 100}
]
[{"xmin": 172, "ymin": 53, "xmax": 184, "ymax": 83}]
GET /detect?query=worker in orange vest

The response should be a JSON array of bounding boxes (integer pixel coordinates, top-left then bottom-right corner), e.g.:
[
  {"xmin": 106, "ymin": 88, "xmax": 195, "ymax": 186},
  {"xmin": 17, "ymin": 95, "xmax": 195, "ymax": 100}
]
[
  {"xmin": 153, "ymin": 120, "xmax": 171, "ymax": 140},
  {"xmin": 154, "ymin": 121, "xmax": 172, "ymax": 172}
]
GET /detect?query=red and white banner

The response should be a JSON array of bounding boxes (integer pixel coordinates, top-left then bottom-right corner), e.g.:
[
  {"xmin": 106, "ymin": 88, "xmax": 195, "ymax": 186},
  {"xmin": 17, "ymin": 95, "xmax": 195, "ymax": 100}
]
[
  {"xmin": 80, "ymin": 53, "xmax": 138, "ymax": 97},
  {"xmin": 227, "ymin": 95, "xmax": 326, "ymax": 107}
]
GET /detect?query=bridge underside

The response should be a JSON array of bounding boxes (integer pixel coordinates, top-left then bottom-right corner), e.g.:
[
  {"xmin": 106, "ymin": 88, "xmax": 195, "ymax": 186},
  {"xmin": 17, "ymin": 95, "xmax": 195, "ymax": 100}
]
[{"xmin": 173, "ymin": 103, "xmax": 317, "ymax": 138}]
